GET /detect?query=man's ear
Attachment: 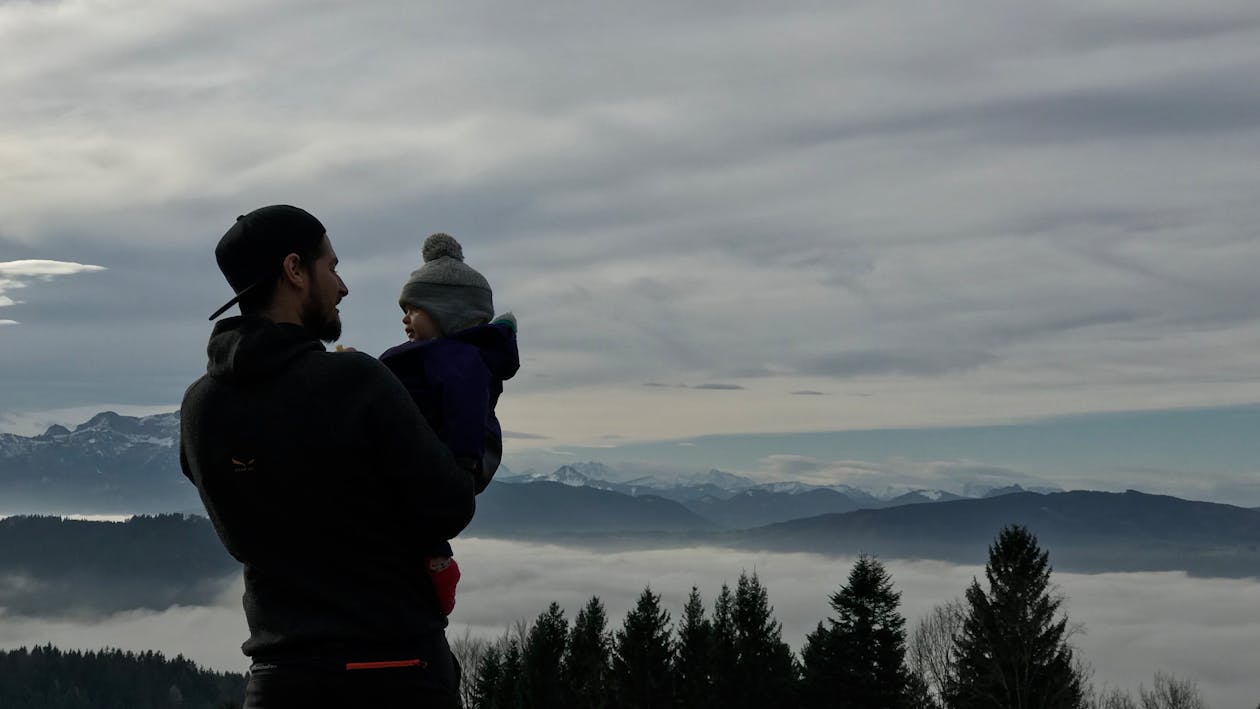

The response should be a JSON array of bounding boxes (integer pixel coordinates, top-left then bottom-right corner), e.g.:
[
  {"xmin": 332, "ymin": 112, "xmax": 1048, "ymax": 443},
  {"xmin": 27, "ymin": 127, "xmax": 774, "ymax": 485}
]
[{"xmin": 279, "ymin": 253, "xmax": 306, "ymax": 288}]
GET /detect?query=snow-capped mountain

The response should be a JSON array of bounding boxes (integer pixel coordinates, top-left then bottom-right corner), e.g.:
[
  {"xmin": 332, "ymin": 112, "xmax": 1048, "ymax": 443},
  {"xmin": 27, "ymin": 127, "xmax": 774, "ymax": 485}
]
[
  {"xmin": 500, "ymin": 465, "xmax": 760, "ymax": 500},
  {"xmin": 502, "ymin": 465, "xmax": 596, "ymax": 487},
  {"xmin": 677, "ymin": 469, "xmax": 758, "ymax": 489},
  {"xmin": 0, "ymin": 411, "xmax": 179, "ymax": 459},
  {"xmin": 498, "ymin": 463, "xmax": 1006, "ymax": 510},
  {"xmin": 3, "ymin": 410, "xmax": 1065, "ymax": 521},
  {"xmin": 0, "ymin": 411, "xmax": 193, "ymax": 514},
  {"xmin": 885, "ymin": 489, "xmax": 967, "ymax": 506},
  {"xmin": 751, "ymin": 481, "xmax": 882, "ymax": 503}
]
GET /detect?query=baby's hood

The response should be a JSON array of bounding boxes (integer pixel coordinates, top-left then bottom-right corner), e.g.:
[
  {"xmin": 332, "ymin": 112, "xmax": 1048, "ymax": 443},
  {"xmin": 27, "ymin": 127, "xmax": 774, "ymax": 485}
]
[{"xmin": 451, "ymin": 321, "xmax": 519, "ymax": 381}]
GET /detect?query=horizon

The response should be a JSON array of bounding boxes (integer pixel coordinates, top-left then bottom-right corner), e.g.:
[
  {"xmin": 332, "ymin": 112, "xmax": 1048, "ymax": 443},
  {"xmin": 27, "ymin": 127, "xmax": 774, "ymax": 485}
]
[{"xmin": 6, "ymin": 402, "xmax": 1260, "ymax": 506}]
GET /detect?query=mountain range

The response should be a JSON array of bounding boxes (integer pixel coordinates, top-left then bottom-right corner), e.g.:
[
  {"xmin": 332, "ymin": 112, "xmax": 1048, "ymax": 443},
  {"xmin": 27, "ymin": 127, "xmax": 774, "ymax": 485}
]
[
  {"xmin": 0, "ymin": 412, "xmax": 194, "ymax": 514},
  {"xmin": 4, "ymin": 410, "xmax": 1259, "ymax": 578},
  {"xmin": 738, "ymin": 489, "xmax": 1260, "ymax": 577},
  {"xmin": 0, "ymin": 411, "xmax": 1024, "ymax": 517},
  {"xmin": 502, "ymin": 464, "xmax": 973, "ymax": 528}
]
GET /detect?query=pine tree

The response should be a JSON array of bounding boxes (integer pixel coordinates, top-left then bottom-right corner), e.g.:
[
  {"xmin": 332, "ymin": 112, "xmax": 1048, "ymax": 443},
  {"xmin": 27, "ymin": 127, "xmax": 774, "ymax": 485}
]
[
  {"xmin": 673, "ymin": 586, "xmax": 714, "ymax": 708},
  {"xmin": 612, "ymin": 586, "xmax": 675, "ymax": 709},
  {"xmin": 710, "ymin": 583, "xmax": 739, "ymax": 709},
  {"xmin": 731, "ymin": 571, "xmax": 798, "ymax": 708},
  {"xmin": 947, "ymin": 525, "xmax": 1085, "ymax": 709},
  {"xmin": 564, "ymin": 596, "xmax": 612, "ymax": 709},
  {"xmin": 800, "ymin": 621, "xmax": 835, "ymax": 708},
  {"xmin": 801, "ymin": 554, "xmax": 912, "ymax": 708},
  {"xmin": 472, "ymin": 644, "xmax": 504, "ymax": 709},
  {"xmin": 496, "ymin": 638, "xmax": 526, "ymax": 709},
  {"xmin": 522, "ymin": 602, "xmax": 568, "ymax": 708}
]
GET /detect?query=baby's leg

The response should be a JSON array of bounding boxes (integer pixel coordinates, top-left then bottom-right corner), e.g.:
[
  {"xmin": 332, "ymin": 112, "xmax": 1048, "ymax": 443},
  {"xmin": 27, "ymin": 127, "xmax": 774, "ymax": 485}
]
[{"xmin": 427, "ymin": 555, "xmax": 461, "ymax": 616}]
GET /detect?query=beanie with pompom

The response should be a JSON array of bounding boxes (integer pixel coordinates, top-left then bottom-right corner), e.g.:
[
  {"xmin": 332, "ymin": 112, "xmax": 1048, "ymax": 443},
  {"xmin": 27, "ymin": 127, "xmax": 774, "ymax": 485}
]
[{"xmin": 399, "ymin": 233, "xmax": 494, "ymax": 335}]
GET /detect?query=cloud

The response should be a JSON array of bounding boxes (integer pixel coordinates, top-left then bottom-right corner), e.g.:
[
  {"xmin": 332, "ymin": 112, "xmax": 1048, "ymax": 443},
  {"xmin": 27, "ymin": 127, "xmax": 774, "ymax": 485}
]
[
  {"xmin": 796, "ymin": 349, "xmax": 997, "ymax": 378},
  {"xmin": 5, "ymin": 0, "xmax": 1260, "ymax": 445},
  {"xmin": 502, "ymin": 430, "xmax": 549, "ymax": 440},
  {"xmin": 758, "ymin": 454, "xmax": 832, "ymax": 477},
  {"xmin": 4, "ymin": 539, "xmax": 1254, "ymax": 707},
  {"xmin": 752, "ymin": 454, "xmax": 1040, "ymax": 494},
  {"xmin": 0, "ymin": 577, "xmax": 251, "ymax": 674},
  {"xmin": 791, "ymin": 390, "xmax": 825, "ymax": 396},
  {"xmin": 0, "ymin": 260, "xmax": 106, "ymax": 319},
  {"xmin": 0, "ymin": 260, "xmax": 107, "ymax": 279},
  {"xmin": 692, "ymin": 383, "xmax": 746, "ymax": 391},
  {"xmin": 443, "ymin": 540, "xmax": 1260, "ymax": 709}
]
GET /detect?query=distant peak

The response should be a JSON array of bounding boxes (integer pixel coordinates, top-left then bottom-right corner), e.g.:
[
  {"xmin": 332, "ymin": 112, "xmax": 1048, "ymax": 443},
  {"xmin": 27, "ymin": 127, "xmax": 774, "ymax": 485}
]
[
  {"xmin": 68, "ymin": 410, "xmax": 178, "ymax": 436},
  {"xmin": 77, "ymin": 411, "xmax": 123, "ymax": 431},
  {"xmin": 41, "ymin": 424, "xmax": 71, "ymax": 438}
]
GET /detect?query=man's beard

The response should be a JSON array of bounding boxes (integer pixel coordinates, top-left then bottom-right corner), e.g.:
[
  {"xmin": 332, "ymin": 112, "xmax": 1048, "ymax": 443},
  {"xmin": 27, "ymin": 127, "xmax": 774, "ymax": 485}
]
[{"xmin": 300, "ymin": 283, "xmax": 342, "ymax": 343}]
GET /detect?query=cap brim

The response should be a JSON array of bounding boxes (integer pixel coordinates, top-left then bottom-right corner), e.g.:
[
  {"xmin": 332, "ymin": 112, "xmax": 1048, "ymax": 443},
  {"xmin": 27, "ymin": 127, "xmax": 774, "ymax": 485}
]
[
  {"xmin": 208, "ymin": 295, "xmax": 242, "ymax": 321},
  {"xmin": 208, "ymin": 280, "xmax": 262, "ymax": 320}
]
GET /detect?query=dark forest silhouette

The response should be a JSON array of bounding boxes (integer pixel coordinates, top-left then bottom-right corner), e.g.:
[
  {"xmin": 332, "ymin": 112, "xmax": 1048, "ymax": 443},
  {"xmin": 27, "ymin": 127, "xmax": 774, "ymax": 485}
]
[
  {"xmin": 0, "ymin": 645, "xmax": 245, "ymax": 709},
  {"xmin": 0, "ymin": 525, "xmax": 1225, "ymax": 708},
  {"xmin": 457, "ymin": 526, "xmax": 1216, "ymax": 709}
]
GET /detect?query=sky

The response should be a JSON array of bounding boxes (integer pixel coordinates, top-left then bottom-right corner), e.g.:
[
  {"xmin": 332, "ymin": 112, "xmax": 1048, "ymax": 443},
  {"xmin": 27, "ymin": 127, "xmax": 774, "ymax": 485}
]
[
  {"xmin": 3, "ymin": 1, "xmax": 1260, "ymax": 498},
  {"xmin": 3, "ymin": 539, "xmax": 1257, "ymax": 708}
]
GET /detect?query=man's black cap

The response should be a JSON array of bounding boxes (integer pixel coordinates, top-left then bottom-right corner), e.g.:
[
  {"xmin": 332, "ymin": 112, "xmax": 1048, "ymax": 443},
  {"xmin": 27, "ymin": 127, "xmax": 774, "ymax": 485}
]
[{"xmin": 209, "ymin": 205, "xmax": 327, "ymax": 320}]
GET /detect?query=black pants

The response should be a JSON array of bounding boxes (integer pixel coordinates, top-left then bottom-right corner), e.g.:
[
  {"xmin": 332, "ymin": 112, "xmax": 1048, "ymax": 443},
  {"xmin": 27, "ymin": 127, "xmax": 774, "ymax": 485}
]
[{"xmin": 244, "ymin": 650, "xmax": 461, "ymax": 708}]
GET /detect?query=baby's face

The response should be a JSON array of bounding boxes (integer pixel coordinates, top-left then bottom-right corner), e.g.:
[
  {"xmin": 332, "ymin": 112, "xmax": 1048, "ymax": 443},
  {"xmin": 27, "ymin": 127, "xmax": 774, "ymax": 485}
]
[{"xmin": 402, "ymin": 305, "xmax": 440, "ymax": 341}]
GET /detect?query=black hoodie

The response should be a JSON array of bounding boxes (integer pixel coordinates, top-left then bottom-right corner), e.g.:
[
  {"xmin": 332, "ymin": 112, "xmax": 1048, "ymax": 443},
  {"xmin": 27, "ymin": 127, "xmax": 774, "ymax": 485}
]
[{"xmin": 180, "ymin": 316, "xmax": 475, "ymax": 661}]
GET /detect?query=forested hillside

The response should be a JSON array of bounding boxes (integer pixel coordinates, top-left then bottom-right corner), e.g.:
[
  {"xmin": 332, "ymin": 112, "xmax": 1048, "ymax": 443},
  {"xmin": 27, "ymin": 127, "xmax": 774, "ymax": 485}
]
[{"xmin": 0, "ymin": 645, "xmax": 245, "ymax": 709}]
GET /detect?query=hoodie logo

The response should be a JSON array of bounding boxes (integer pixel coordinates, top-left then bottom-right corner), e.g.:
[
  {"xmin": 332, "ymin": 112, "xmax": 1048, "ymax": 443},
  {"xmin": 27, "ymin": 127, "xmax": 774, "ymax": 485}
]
[{"xmin": 231, "ymin": 457, "xmax": 256, "ymax": 473}]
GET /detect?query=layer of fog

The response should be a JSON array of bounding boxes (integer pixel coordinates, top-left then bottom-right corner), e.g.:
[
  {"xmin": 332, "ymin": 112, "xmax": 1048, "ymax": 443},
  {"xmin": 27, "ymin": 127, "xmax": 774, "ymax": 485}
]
[{"xmin": 1, "ymin": 539, "xmax": 1255, "ymax": 707}]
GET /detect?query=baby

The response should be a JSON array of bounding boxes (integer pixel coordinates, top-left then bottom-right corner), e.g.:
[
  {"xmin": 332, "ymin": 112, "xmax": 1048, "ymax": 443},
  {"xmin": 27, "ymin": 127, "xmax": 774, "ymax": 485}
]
[{"xmin": 379, "ymin": 232, "xmax": 519, "ymax": 615}]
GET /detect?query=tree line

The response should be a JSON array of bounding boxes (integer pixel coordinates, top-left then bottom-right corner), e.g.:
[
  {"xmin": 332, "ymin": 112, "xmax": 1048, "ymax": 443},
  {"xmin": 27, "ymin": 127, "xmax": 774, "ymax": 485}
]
[
  {"xmin": 0, "ymin": 645, "xmax": 245, "ymax": 709},
  {"xmin": 456, "ymin": 525, "xmax": 1226, "ymax": 709},
  {"xmin": 0, "ymin": 524, "xmax": 1233, "ymax": 708}
]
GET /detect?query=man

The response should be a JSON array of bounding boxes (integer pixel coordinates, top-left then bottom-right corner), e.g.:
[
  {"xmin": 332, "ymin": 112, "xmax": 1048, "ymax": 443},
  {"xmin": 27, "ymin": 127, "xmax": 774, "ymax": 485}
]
[{"xmin": 180, "ymin": 205, "xmax": 475, "ymax": 708}]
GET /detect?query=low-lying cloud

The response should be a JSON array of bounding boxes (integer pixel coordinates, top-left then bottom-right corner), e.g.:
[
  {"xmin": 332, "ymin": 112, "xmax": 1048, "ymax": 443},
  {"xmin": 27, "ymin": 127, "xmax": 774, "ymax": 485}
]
[
  {"xmin": 501, "ymin": 430, "xmax": 550, "ymax": 440},
  {"xmin": 1, "ymin": 539, "xmax": 1254, "ymax": 707},
  {"xmin": 751, "ymin": 454, "xmax": 1039, "ymax": 495}
]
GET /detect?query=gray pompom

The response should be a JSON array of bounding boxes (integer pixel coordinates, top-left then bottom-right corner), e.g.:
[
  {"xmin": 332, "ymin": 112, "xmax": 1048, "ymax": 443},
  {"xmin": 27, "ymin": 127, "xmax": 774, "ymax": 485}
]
[{"xmin": 423, "ymin": 233, "xmax": 464, "ymax": 262}]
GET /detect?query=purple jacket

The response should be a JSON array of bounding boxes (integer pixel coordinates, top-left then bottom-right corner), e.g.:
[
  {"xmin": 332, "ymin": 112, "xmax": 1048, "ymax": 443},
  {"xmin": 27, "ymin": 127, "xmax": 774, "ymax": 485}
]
[{"xmin": 380, "ymin": 322, "xmax": 519, "ymax": 493}]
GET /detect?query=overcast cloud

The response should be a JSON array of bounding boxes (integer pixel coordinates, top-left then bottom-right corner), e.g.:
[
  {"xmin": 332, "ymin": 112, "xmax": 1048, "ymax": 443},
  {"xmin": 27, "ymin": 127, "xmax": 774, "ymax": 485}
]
[
  {"xmin": 2, "ymin": 0, "xmax": 1260, "ymax": 513},
  {"xmin": 2, "ymin": 539, "xmax": 1255, "ymax": 707},
  {"xmin": 2, "ymin": 0, "xmax": 1260, "ymax": 445}
]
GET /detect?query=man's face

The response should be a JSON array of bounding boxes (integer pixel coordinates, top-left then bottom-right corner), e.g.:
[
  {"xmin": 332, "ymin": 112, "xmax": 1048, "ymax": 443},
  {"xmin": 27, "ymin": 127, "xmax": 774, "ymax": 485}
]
[{"xmin": 300, "ymin": 236, "xmax": 348, "ymax": 342}]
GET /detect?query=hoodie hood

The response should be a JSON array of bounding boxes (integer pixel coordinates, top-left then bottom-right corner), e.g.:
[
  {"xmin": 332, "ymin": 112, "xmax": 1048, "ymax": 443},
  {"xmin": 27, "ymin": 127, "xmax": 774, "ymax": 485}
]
[
  {"xmin": 450, "ymin": 322, "xmax": 520, "ymax": 381},
  {"xmin": 206, "ymin": 315, "xmax": 325, "ymax": 381}
]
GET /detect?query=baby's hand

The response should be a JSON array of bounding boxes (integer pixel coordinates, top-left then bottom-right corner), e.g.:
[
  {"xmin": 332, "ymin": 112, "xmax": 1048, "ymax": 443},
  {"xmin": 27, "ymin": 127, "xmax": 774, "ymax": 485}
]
[{"xmin": 333, "ymin": 344, "xmax": 358, "ymax": 353}]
